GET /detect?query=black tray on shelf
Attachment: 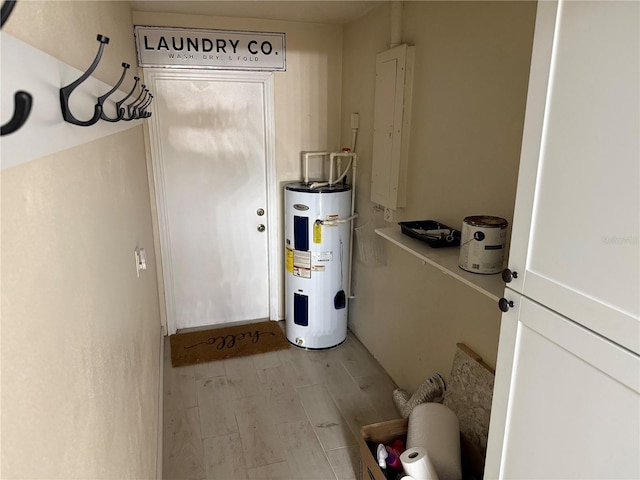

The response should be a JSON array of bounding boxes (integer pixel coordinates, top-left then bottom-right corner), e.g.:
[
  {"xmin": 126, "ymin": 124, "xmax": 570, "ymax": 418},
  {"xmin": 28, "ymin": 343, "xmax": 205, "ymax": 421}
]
[{"xmin": 398, "ymin": 220, "xmax": 461, "ymax": 248}]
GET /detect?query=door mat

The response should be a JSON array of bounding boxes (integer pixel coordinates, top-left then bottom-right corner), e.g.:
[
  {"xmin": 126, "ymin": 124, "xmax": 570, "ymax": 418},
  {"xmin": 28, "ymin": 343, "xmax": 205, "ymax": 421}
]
[{"xmin": 169, "ymin": 321, "xmax": 290, "ymax": 367}]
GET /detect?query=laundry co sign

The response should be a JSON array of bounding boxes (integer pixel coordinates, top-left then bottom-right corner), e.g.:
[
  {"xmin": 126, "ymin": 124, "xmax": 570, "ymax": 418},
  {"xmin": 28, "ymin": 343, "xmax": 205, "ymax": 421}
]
[{"xmin": 134, "ymin": 26, "xmax": 286, "ymax": 71}]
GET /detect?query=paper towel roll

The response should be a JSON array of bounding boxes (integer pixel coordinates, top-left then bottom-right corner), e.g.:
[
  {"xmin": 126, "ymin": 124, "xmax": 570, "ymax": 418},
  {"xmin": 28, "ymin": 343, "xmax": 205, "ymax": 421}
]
[
  {"xmin": 400, "ymin": 447, "xmax": 440, "ymax": 480},
  {"xmin": 406, "ymin": 403, "xmax": 461, "ymax": 480}
]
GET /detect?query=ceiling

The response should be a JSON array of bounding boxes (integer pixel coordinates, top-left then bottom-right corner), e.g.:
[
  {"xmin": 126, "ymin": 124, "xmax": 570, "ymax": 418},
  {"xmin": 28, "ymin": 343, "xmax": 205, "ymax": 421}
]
[{"xmin": 128, "ymin": 1, "xmax": 388, "ymax": 25}]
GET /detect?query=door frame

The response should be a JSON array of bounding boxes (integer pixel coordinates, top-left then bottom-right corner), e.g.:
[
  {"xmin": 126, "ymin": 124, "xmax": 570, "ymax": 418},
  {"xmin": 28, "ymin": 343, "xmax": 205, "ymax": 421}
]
[{"xmin": 143, "ymin": 68, "xmax": 280, "ymax": 334}]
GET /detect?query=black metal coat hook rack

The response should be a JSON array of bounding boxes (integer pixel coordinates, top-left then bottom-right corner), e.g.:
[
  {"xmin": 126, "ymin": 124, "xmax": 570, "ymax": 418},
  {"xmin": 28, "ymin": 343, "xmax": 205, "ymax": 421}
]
[
  {"xmin": 5, "ymin": 7, "xmax": 153, "ymax": 133},
  {"xmin": 1, "ymin": 0, "xmax": 33, "ymax": 136},
  {"xmin": 58, "ymin": 35, "xmax": 153, "ymax": 126},
  {"xmin": 59, "ymin": 34, "xmax": 110, "ymax": 126}
]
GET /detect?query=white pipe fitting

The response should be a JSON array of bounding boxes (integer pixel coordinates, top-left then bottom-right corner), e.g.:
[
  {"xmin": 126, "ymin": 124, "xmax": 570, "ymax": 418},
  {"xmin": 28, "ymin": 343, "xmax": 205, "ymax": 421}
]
[{"xmin": 302, "ymin": 151, "xmax": 330, "ymax": 184}]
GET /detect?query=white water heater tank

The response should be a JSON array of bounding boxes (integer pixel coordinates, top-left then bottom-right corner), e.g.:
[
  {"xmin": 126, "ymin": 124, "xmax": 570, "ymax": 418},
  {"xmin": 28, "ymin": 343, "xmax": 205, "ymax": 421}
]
[{"xmin": 284, "ymin": 183, "xmax": 352, "ymax": 349}]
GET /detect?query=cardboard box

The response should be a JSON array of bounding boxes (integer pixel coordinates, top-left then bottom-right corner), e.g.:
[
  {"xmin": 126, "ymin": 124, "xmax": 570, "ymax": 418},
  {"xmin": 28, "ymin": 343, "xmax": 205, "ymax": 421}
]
[
  {"xmin": 359, "ymin": 418, "xmax": 485, "ymax": 480},
  {"xmin": 359, "ymin": 418, "xmax": 409, "ymax": 480}
]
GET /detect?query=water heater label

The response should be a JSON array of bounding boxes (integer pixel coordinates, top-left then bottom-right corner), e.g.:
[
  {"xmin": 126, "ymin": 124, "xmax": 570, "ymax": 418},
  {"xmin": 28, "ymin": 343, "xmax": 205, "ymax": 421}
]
[
  {"xmin": 313, "ymin": 251, "xmax": 333, "ymax": 262},
  {"xmin": 285, "ymin": 247, "xmax": 293, "ymax": 273},
  {"xmin": 293, "ymin": 267, "xmax": 311, "ymax": 278},
  {"xmin": 293, "ymin": 250, "xmax": 311, "ymax": 278},
  {"xmin": 293, "ymin": 250, "xmax": 311, "ymax": 267}
]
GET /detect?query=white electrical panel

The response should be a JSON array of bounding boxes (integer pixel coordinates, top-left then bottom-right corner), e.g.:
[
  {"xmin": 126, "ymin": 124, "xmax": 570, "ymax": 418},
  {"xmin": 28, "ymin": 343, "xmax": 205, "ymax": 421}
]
[{"xmin": 370, "ymin": 44, "xmax": 415, "ymax": 210}]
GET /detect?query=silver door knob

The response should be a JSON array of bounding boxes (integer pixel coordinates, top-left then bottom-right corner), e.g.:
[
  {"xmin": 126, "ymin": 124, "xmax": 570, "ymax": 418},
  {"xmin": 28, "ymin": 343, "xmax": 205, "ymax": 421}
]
[
  {"xmin": 257, "ymin": 224, "xmax": 266, "ymax": 232},
  {"xmin": 257, "ymin": 208, "xmax": 265, "ymax": 216}
]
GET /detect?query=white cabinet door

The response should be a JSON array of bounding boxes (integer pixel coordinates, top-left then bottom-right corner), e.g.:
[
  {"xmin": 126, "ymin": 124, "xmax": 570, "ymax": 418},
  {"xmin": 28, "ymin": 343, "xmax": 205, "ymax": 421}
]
[
  {"xmin": 505, "ymin": 0, "xmax": 640, "ymax": 354},
  {"xmin": 485, "ymin": 293, "xmax": 640, "ymax": 479}
]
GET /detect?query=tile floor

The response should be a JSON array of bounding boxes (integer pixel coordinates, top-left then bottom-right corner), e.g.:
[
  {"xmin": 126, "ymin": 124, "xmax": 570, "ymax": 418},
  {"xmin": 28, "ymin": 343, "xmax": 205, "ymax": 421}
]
[{"xmin": 162, "ymin": 323, "xmax": 400, "ymax": 480}]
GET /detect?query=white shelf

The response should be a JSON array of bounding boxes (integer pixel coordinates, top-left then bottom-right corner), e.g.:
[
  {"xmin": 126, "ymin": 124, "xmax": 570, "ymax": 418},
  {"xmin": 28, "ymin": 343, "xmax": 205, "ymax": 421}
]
[{"xmin": 375, "ymin": 227, "xmax": 505, "ymax": 302}]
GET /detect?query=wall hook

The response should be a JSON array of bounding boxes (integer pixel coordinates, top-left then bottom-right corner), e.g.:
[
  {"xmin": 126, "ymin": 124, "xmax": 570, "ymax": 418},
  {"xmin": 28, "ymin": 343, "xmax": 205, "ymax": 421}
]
[
  {"xmin": 2, "ymin": 0, "xmax": 33, "ymax": 136},
  {"xmin": 59, "ymin": 34, "xmax": 109, "ymax": 126},
  {"xmin": 1, "ymin": 91, "xmax": 33, "ymax": 136},
  {"xmin": 98, "ymin": 62, "xmax": 130, "ymax": 122},
  {"xmin": 132, "ymin": 89, "xmax": 150, "ymax": 119},
  {"xmin": 123, "ymin": 84, "xmax": 147, "ymax": 121},
  {"xmin": 1, "ymin": 0, "xmax": 17, "ymax": 27},
  {"xmin": 139, "ymin": 94, "xmax": 154, "ymax": 118},
  {"xmin": 115, "ymin": 75, "xmax": 139, "ymax": 117}
]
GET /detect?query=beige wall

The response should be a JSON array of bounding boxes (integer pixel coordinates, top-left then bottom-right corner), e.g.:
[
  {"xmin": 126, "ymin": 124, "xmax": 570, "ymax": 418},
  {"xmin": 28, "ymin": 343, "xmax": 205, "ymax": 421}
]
[
  {"xmin": 1, "ymin": 2, "xmax": 161, "ymax": 478},
  {"xmin": 342, "ymin": 2, "xmax": 536, "ymax": 390}
]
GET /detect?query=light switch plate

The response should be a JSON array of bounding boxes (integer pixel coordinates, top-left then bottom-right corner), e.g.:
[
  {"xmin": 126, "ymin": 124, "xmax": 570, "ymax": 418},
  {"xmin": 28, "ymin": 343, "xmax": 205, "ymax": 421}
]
[{"xmin": 135, "ymin": 247, "xmax": 147, "ymax": 278}]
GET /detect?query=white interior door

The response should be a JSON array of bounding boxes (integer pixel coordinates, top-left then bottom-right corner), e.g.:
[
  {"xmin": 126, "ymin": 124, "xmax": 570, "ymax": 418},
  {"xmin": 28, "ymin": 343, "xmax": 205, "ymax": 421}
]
[{"xmin": 145, "ymin": 69, "xmax": 276, "ymax": 333}]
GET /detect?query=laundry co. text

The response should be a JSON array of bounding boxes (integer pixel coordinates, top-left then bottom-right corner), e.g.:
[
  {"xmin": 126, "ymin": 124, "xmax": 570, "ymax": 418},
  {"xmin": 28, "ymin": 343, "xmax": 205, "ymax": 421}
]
[
  {"xmin": 143, "ymin": 36, "xmax": 277, "ymax": 56},
  {"xmin": 135, "ymin": 26, "xmax": 286, "ymax": 71}
]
